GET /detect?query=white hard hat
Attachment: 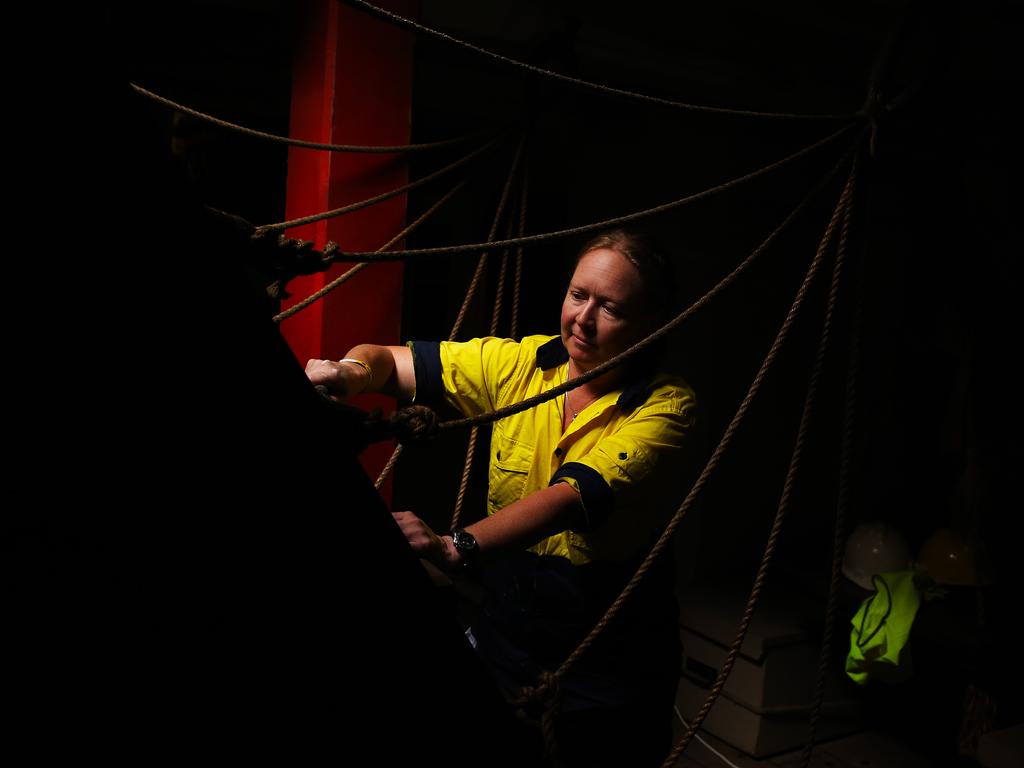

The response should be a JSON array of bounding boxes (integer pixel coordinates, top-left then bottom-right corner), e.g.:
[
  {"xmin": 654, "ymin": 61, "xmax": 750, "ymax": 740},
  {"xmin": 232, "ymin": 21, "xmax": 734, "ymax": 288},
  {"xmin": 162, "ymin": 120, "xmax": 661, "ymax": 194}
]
[{"xmin": 842, "ymin": 521, "xmax": 912, "ymax": 590}]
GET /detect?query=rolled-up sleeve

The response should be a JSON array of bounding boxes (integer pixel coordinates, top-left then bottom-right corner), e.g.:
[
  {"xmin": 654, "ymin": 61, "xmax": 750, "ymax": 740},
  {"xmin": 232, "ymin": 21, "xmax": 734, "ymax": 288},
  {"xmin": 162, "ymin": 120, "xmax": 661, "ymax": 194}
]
[
  {"xmin": 409, "ymin": 336, "xmax": 532, "ymax": 417},
  {"xmin": 550, "ymin": 391, "xmax": 696, "ymax": 532}
]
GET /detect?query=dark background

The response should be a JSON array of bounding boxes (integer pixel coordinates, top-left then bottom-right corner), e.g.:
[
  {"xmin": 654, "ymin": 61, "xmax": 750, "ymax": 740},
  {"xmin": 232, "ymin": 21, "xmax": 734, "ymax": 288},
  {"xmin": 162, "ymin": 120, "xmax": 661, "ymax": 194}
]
[{"xmin": 12, "ymin": 1, "xmax": 1017, "ymax": 764}]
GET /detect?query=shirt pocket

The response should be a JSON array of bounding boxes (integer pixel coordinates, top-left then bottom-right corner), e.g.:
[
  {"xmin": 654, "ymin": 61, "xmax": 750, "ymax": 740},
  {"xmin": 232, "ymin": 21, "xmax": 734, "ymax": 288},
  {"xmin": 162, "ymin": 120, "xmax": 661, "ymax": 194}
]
[{"xmin": 488, "ymin": 424, "xmax": 535, "ymax": 513}]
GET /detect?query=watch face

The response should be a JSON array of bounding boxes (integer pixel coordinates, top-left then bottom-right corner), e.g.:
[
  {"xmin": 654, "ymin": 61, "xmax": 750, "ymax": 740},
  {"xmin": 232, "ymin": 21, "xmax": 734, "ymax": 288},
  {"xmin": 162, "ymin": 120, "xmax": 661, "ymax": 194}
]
[{"xmin": 453, "ymin": 529, "xmax": 477, "ymax": 554}]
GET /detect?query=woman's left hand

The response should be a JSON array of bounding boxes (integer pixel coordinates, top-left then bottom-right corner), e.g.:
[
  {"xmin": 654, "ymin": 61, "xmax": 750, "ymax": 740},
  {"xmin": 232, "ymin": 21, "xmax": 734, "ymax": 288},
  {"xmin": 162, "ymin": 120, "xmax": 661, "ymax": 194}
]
[{"xmin": 392, "ymin": 511, "xmax": 458, "ymax": 571}]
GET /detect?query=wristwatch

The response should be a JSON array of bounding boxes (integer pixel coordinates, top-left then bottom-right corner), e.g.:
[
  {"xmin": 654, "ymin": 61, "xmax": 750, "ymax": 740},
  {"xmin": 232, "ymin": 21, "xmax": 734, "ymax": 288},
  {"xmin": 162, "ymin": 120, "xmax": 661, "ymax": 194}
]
[{"xmin": 451, "ymin": 528, "xmax": 479, "ymax": 568}]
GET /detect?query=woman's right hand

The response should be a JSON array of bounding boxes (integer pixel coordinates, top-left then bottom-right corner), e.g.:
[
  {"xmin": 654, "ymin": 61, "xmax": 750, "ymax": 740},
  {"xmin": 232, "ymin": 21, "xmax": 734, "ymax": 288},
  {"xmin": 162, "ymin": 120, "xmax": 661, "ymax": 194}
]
[{"xmin": 304, "ymin": 358, "xmax": 371, "ymax": 403}]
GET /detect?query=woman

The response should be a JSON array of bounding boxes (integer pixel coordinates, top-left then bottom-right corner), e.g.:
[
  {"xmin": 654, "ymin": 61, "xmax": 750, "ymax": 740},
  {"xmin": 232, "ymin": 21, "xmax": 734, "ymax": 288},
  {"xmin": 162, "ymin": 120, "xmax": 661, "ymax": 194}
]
[{"xmin": 306, "ymin": 229, "xmax": 696, "ymax": 765}]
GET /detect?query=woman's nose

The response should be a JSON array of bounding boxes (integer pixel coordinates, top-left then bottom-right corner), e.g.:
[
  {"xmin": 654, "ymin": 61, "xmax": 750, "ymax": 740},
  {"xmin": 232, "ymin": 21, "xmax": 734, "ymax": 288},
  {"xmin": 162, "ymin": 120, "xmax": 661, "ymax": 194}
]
[{"xmin": 577, "ymin": 300, "xmax": 597, "ymax": 328}]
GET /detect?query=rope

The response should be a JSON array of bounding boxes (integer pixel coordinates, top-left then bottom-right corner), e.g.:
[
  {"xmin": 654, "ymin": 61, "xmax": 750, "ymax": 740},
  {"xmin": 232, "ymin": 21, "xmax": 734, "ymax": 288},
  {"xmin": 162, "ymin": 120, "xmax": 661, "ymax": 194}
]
[
  {"xmin": 374, "ymin": 142, "xmax": 522, "ymax": 490},
  {"xmin": 505, "ymin": 149, "xmax": 858, "ymax": 768},
  {"xmin": 567, "ymin": 159, "xmax": 856, "ymax": 696},
  {"xmin": 368, "ymin": 178, "xmax": 477, "ymax": 488},
  {"xmin": 663, "ymin": 158, "xmax": 858, "ymax": 768},
  {"xmin": 322, "ymin": 122, "xmax": 859, "ymax": 260},
  {"xmin": 800, "ymin": 157, "xmax": 862, "ymax": 768},
  {"xmin": 509, "ymin": 669, "xmax": 562, "ymax": 763},
  {"xmin": 450, "ymin": 139, "xmax": 525, "ymax": 528},
  {"xmin": 451, "ymin": 427, "xmax": 481, "ymax": 530},
  {"xmin": 341, "ymin": 1, "xmax": 854, "ymax": 121},
  {"xmin": 510, "ymin": 169, "xmax": 528, "ymax": 339},
  {"xmin": 255, "ymin": 135, "xmax": 502, "ymax": 234},
  {"xmin": 358, "ymin": 404, "xmax": 439, "ymax": 445},
  {"xmin": 436, "ymin": 133, "xmax": 864, "ymax": 433},
  {"xmin": 449, "ymin": 139, "xmax": 524, "ymax": 339},
  {"xmin": 130, "ymin": 82, "xmax": 487, "ymax": 153},
  {"xmin": 375, "ymin": 443, "xmax": 403, "ymax": 490},
  {"xmin": 452, "ymin": 221, "xmax": 516, "ymax": 529},
  {"xmin": 490, "ymin": 250, "xmax": 511, "ymax": 338},
  {"xmin": 305, "ymin": 185, "xmax": 470, "ymax": 492},
  {"xmin": 273, "ymin": 178, "xmax": 468, "ymax": 323},
  {"xmin": 373, "ymin": 138, "xmax": 854, "ymax": 562}
]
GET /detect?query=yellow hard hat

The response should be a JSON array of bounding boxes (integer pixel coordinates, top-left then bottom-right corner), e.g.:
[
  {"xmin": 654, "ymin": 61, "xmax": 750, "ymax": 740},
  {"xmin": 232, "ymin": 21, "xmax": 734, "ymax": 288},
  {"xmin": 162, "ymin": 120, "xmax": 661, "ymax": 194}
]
[{"xmin": 915, "ymin": 528, "xmax": 993, "ymax": 586}]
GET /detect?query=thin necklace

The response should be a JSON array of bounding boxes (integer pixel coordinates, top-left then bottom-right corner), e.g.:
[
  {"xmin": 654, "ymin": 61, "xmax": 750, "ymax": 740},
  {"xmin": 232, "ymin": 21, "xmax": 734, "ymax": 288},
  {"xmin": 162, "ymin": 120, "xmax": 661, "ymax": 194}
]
[{"xmin": 565, "ymin": 361, "xmax": 597, "ymax": 422}]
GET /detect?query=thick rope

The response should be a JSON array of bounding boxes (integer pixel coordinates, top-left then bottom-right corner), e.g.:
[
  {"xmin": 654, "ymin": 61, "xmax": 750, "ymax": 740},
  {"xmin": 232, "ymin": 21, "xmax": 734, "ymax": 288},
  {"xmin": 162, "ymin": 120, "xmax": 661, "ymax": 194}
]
[
  {"xmin": 500, "ymin": 154, "xmax": 856, "ymax": 764},
  {"xmin": 375, "ymin": 144, "xmax": 522, "ymax": 489},
  {"xmin": 273, "ymin": 178, "xmax": 468, "ymax": 323},
  {"xmin": 255, "ymin": 135, "xmax": 502, "ymax": 234},
  {"xmin": 490, "ymin": 251, "xmax": 511, "ymax": 337},
  {"xmin": 130, "ymin": 82, "xmax": 486, "ymax": 153},
  {"xmin": 800, "ymin": 159, "xmax": 862, "ymax": 768},
  {"xmin": 436, "ymin": 134, "xmax": 864, "ymax": 433},
  {"xmin": 661, "ymin": 162, "xmax": 858, "ymax": 768},
  {"xmin": 375, "ymin": 443, "xmax": 403, "ymax": 490},
  {"xmin": 452, "ymin": 222, "xmax": 515, "ymax": 529},
  {"xmin": 373, "ymin": 136, "xmax": 856, "ymax": 503},
  {"xmin": 322, "ymin": 122, "xmax": 859, "ymax": 261},
  {"xmin": 342, "ymin": 1, "xmax": 854, "ymax": 121},
  {"xmin": 510, "ymin": 169, "xmax": 528, "ymax": 340},
  {"xmin": 508, "ymin": 669, "xmax": 562, "ymax": 763},
  {"xmin": 563, "ymin": 161, "xmax": 856, "ymax": 699},
  {"xmin": 356, "ymin": 404, "xmax": 439, "ymax": 445},
  {"xmin": 449, "ymin": 139, "xmax": 524, "ymax": 339},
  {"xmin": 451, "ymin": 428, "xmax": 482, "ymax": 530},
  {"xmin": 450, "ymin": 140, "xmax": 525, "ymax": 528}
]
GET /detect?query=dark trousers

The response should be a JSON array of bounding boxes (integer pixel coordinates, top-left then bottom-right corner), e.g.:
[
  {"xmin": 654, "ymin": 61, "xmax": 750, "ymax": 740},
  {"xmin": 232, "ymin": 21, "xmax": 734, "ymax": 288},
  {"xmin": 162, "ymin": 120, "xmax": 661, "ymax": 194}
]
[{"xmin": 472, "ymin": 550, "xmax": 681, "ymax": 767}]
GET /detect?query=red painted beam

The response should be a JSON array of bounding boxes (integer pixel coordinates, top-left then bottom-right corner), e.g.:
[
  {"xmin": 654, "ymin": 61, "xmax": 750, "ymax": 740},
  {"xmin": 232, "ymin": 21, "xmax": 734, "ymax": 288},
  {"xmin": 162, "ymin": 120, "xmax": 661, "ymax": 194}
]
[{"xmin": 281, "ymin": 0, "xmax": 417, "ymax": 499}]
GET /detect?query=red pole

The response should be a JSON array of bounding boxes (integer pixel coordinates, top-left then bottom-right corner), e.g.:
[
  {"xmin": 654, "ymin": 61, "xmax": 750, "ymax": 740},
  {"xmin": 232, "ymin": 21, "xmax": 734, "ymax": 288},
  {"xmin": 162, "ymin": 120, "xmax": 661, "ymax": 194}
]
[{"xmin": 280, "ymin": 0, "xmax": 417, "ymax": 500}]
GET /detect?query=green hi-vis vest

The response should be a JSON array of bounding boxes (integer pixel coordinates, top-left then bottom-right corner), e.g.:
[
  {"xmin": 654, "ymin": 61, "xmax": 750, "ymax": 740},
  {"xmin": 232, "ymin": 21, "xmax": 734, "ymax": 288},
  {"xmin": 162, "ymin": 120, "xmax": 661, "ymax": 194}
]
[{"xmin": 846, "ymin": 570, "xmax": 922, "ymax": 685}]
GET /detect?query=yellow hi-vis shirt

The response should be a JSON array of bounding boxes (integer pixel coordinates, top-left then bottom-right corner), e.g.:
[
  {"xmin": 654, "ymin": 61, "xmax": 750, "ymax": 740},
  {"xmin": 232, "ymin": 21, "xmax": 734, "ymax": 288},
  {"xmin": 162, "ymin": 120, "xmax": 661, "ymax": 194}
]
[{"xmin": 409, "ymin": 335, "xmax": 697, "ymax": 565}]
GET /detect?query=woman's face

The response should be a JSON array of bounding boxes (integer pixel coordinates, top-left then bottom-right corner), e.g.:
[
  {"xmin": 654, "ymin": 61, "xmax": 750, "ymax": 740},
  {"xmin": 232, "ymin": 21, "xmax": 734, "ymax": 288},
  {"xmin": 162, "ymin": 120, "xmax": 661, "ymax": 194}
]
[{"xmin": 560, "ymin": 247, "xmax": 654, "ymax": 373}]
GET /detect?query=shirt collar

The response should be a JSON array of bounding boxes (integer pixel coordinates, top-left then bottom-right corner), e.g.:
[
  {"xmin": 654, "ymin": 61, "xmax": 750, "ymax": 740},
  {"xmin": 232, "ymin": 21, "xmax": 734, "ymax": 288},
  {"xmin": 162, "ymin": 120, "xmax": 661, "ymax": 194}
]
[{"xmin": 534, "ymin": 336, "xmax": 655, "ymax": 414}]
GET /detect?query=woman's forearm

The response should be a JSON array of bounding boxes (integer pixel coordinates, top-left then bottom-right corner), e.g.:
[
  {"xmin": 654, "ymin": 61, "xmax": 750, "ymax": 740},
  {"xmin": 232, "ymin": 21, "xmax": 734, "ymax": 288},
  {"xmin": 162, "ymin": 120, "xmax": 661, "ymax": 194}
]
[
  {"xmin": 343, "ymin": 344, "xmax": 414, "ymax": 398},
  {"xmin": 306, "ymin": 344, "xmax": 414, "ymax": 402},
  {"xmin": 400, "ymin": 483, "xmax": 585, "ymax": 572},
  {"xmin": 463, "ymin": 482, "xmax": 584, "ymax": 556}
]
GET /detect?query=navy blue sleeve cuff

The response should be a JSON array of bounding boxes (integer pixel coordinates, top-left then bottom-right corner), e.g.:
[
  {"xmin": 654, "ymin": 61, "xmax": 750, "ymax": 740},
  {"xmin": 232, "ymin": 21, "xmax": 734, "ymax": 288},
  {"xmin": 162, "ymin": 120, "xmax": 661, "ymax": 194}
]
[
  {"xmin": 409, "ymin": 341, "xmax": 444, "ymax": 408},
  {"xmin": 550, "ymin": 462, "xmax": 613, "ymax": 531}
]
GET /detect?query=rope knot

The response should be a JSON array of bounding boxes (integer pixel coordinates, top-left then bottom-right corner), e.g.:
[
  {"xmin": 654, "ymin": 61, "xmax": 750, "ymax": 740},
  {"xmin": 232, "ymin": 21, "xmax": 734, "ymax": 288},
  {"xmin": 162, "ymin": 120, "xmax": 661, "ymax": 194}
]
[
  {"xmin": 388, "ymin": 405, "xmax": 439, "ymax": 443},
  {"xmin": 512, "ymin": 670, "xmax": 563, "ymax": 764},
  {"xmin": 359, "ymin": 405, "xmax": 439, "ymax": 445},
  {"xmin": 246, "ymin": 228, "xmax": 343, "ymax": 300},
  {"xmin": 512, "ymin": 670, "xmax": 560, "ymax": 710}
]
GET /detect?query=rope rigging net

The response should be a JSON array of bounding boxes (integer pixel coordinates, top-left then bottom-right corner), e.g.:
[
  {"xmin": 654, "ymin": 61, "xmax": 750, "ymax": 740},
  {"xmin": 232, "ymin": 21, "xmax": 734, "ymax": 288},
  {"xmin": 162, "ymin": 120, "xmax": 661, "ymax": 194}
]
[{"xmin": 138, "ymin": 12, "xmax": 898, "ymax": 761}]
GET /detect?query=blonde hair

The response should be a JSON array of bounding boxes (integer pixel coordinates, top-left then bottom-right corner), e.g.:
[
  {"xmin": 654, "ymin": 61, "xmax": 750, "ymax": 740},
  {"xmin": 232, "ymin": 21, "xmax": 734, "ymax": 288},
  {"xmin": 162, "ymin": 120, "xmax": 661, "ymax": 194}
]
[{"xmin": 574, "ymin": 228, "xmax": 675, "ymax": 320}]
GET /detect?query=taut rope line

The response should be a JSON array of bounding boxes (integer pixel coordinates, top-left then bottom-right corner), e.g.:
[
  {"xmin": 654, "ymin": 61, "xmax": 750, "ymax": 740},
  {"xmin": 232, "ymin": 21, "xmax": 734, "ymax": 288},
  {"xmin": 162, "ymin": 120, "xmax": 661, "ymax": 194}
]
[
  {"xmin": 341, "ymin": 0, "xmax": 855, "ymax": 121},
  {"xmin": 451, "ymin": 138, "xmax": 526, "ymax": 528},
  {"xmin": 434, "ymin": 133, "xmax": 865, "ymax": 434},
  {"xmin": 663, "ymin": 155, "xmax": 859, "ymax": 766},
  {"xmin": 518, "ymin": 156, "xmax": 859, "ymax": 765},
  {"xmin": 370, "ymin": 136, "xmax": 860, "ymax": 450},
  {"xmin": 273, "ymin": 178, "xmax": 468, "ymax": 324},
  {"xmin": 799, "ymin": 163, "xmax": 862, "ymax": 768},
  {"xmin": 130, "ymin": 82, "xmax": 488, "ymax": 153},
  {"xmin": 509, "ymin": 169, "xmax": 528, "ymax": 339},
  {"xmin": 255, "ymin": 135, "xmax": 503, "ymax": 234},
  {"xmin": 316, "ymin": 122, "xmax": 859, "ymax": 260},
  {"xmin": 376, "ymin": 139, "xmax": 524, "ymax": 490}
]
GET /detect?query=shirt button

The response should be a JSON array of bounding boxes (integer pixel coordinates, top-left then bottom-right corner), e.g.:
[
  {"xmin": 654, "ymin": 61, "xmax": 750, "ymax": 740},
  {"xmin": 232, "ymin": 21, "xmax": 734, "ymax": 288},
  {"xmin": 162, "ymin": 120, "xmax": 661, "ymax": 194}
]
[{"xmin": 554, "ymin": 447, "xmax": 563, "ymax": 457}]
